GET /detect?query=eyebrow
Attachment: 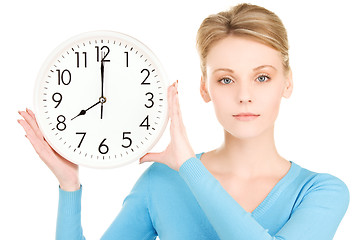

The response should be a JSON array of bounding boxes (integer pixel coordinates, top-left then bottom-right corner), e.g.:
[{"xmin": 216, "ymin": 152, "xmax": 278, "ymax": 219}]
[
  {"xmin": 212, "ymin": 68, "xmax": 234, "ymax": 74},
  {"xmin": 253, "ymin": 65, "xmax": 277, "ymax": 71},
  {"xmin": 212, "ymin": 65, "xmax": 277, "ymax": 74}
]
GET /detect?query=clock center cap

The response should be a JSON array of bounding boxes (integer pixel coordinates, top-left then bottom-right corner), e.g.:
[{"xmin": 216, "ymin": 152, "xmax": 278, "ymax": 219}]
[{"xmin": 100, "ymin": 97, "xmax": 107, "ymax": 103}]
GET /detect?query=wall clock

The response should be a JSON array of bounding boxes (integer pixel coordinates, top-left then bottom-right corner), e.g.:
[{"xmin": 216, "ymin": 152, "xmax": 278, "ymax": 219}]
[{"xmin": 34, "ymin": 30, "xmax": 169, "ymax": 168}]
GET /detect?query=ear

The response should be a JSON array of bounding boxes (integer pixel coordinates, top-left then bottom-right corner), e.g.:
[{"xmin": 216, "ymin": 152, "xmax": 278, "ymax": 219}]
[
  {"xmin": 200, "ymin": 76, "xmax": 211, "ymax": 103},
  {"xmin": 282, "ymin": 69, "xmax": 293, "ymax": 99}
]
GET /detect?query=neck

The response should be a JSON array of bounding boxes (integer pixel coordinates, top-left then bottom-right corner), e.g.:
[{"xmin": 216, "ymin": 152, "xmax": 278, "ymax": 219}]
[{"xmin": 211, "ymin": 125, "xmax": 286, "ymax": 178}]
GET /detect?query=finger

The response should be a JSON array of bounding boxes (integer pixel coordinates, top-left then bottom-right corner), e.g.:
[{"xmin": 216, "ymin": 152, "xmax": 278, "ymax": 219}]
[
  {"xmin": 139, "ymin": 152, "xmax": 164, "ymax": 164},
  {"xmin": 26, "ymin": 109, "xmax": 42, "ymax": 138},
  {"xmin": 175, "ymin": 91, "xmax": 186, "ymax": 130},
  {"xmin": 18, "ymin": 110, "xmax": 43, "ymax": 139},
  {"xmin": 18, "ymin": 119, "xmax": 47, "ymax": 157},
  {"xmin": 175, "ymin": 88, "xmax": 181, "ymax": 119},
  {"xmin": 168, "ymin": 82, "xmax": 176, "ymax": 120},
  {"xmin": 167, "ymin": 85, "xmax": 172, "ymax": 118},
  {"xmin": 26, "ymin": 108, "xmax": 40, "ymax": 128},
  {"xmin": 172, "ymin": 84, "xmax": 183, "ymax": 128},
  {"xmin": 17, "ymin": 118, "xmax": 37, "ymax": 139},
  {"xmin": 171, "ymin": 85, "xmax": 189, "ymax": 141}
]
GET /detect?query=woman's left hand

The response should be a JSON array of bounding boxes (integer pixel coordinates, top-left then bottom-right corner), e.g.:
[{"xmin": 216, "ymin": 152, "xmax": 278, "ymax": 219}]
[{"xmin": 139, "ymin": 80, "xmax": 195, "ymax": 171}]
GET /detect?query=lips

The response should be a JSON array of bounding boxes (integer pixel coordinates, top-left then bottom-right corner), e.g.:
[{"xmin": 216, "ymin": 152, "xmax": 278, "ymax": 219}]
[
  {"xmin": 233, "ymin": 112, "xmax": 260, "ymax": 117},
  {"xmin": 233, "ymin": 112, "xmax": 260, "ymax": 121}
]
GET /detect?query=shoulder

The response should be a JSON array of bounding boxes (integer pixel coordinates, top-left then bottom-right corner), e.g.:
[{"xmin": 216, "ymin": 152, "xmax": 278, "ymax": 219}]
[
  {"xmin": 292, "ymin": 162, "xmax": 350, "ymax": 215},
  {"xmin": 296, "ymin": 163, "xmax": 349, "ymax": 196}
]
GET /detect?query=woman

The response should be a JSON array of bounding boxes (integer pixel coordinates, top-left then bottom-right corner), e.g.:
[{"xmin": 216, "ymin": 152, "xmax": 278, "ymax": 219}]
[{"xmin": 18, "ymin": 3, "xmax": 349, "ymax": 239}]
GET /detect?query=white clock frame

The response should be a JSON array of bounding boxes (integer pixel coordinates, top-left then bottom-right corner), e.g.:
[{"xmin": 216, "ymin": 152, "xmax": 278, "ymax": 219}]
[{"xmin": 33, "ymin": 30, "xmax": 169, "ymax": 168}]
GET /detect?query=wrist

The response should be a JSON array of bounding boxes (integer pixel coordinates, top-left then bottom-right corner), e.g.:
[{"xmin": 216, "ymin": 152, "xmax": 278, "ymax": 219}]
[
  {"xmin": 59, "ymin": 182, "xmax": 81, "ymax": 192},
  {"xmin": 177, "ymin": 154, "xmax": 196, "ymax": 172}
]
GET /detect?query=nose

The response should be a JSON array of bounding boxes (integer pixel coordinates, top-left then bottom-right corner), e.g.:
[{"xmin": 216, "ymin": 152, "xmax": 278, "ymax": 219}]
[{"xmin": 237, "ymin": 83, "xmax": 253, "ymax": 103}]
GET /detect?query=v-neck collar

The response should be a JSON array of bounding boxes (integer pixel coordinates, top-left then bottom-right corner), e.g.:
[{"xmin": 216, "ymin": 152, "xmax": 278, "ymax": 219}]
[{"xmin": 196, "ymin": 152, "xmax": 301, "ymax": 219}]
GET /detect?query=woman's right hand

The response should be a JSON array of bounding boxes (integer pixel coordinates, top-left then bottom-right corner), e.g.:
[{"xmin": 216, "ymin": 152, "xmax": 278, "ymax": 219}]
[{"xmin": 18, "ymin": 108, "xmax": 80, "ymax": 191}]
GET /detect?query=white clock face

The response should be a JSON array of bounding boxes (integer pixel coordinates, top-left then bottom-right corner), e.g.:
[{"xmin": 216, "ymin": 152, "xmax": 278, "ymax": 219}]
[{"xmin": 34, "ymin": 31, "xmax": 169, "ymax": 168}]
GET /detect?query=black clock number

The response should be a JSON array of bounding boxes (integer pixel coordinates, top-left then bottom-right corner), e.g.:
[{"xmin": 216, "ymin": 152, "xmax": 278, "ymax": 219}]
[
  {"xmin": 98, "ymin": 138, "xmax": 109, "ymax": 154},
  {"xmin": 141, "ymin": 69, "xmax": 150, "ymax": 85},
  {"xmin": 76, "ymin": 132, "xmax": 86, "ymax": 148},
  {"xmin": 140, "ymin": 115, "xmax": 150, "ymax": 130},
  {"xmin": 52, "ymin": 92, "xmax": 62, "ymax": 108},
  {"xmin": 145, "ymin": 92, "xmax": 154, "ymax": 108},
  {"xmin": 75, "ymin": 52, "xmax": 87, "ymax": 68},
  {"xmin": 57, "ymin": 69, "xmax": 71, "ymax": 85},
  {"xmin": 95, "ymin": 46, "xmax": 110, "ymax": 62},
  {"xmin": 56, "ymin": 115, "xmax": 66, "ymax": 131},
  {"xmin": 124, "ymin": 51, "xmax": 129, "ymax": 67},
  {"xmin": 122, "ymin": 132, "xmax": 132, "ymax": 148}
]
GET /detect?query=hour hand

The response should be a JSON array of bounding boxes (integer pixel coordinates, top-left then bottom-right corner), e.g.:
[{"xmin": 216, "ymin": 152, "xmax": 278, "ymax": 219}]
[{"xmin": 71, "ymin": 100, "xmax": 101, "ymax": 120}]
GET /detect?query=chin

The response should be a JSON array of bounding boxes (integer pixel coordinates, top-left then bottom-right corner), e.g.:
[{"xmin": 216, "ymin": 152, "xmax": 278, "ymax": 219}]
[
  {"xmin": 215, "ymin": 111, "xmax": 277, "ymax": 139},
  {"xmin": 223, "ymin": 121, "xmax": 274, "ymax": 140},
  {"xmin": 226, "ymin": 128, "xmax": 263, "ymax": 140}
]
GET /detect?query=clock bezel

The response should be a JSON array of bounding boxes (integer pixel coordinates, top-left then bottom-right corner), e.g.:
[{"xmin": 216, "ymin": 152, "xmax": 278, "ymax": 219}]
[{"xmin": 33, "ymin": 30, "xmax": 169, "ymax": 168}]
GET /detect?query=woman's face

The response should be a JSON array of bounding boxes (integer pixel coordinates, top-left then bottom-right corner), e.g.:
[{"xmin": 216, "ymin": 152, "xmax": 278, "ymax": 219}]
[{"xmin": 200, "ymin": 36, "xmax": 293, "ymax": 139}]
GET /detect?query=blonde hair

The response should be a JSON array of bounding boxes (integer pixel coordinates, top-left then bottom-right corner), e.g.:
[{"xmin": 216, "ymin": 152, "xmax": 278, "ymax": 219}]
[{"xmin": 196, "ymin": 3, "xmax": 290, "ymax": 77}]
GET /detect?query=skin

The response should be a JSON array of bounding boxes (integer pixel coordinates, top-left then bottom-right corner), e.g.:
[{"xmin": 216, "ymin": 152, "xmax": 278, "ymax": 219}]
[
  {"xmin": 18, "ymin": 108, "xmax": 81, "ymax": 191},
  {"xmin": 198, "ymin": 36, "xmax": 294, "ymax": 212},
  {"xmin": 18, "ymin": 35, "xmax": 294, "ymax": 213},
  {"xmin": 18, "ymin": 81, "xmax": 192, "ymax": 191},
  {"xmin": 199, "ymin": 36, "xmax": 293, "ymax": 178}
]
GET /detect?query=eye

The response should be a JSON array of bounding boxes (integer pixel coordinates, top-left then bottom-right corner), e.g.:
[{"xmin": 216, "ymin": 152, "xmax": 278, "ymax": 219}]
[
  {"xmin": 256, "ymin": 74, "xmax": 270, "ymax": 83},
  {"xmin": 219, "ymin": 78, "xmax": 233, "ymax": 85}
]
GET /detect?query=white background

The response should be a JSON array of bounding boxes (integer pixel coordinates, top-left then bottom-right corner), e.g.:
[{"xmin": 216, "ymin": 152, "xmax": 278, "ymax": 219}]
[{"xmin": 1, "ymin": 0, "xmax": 361, "ymax": 239}]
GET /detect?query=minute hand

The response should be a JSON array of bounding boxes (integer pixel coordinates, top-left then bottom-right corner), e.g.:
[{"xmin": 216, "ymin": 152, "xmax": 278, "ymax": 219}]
[
  {"xmin": 100, "ymin": 60, "xmax": 106, "ymax": 119},
  {"xmin": 101, "ymin": 60, "xmax": 105, "ymax": 98}
]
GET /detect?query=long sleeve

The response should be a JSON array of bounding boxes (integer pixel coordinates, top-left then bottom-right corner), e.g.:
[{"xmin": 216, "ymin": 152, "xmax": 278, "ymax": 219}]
[
  {"xmin": 178, "ymin": 157, "xmax": 349, "ymax": 240},
  {"xmin": 56, "ymin": 185, "xmax": 85, "ymax": 240},
  {"xmin": 56, "ymin": 167, "xmax": 157, "ymax": 240}
]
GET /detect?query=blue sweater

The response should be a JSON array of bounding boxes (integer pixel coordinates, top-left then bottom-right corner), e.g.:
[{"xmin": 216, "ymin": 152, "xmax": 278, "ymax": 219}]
[{"xmin": 56, "ymin": 152, "xmax": 349, "ymax": 239}]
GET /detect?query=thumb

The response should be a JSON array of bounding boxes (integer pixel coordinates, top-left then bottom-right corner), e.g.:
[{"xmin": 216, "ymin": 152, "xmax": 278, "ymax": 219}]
[{"xmin": 139, "ymin": 152, "xmax": 165, "ymax": 164}]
